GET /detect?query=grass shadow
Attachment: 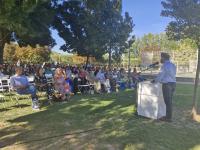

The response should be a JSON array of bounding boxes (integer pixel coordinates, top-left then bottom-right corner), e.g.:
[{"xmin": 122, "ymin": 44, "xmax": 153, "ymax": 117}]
[{"xmin": 1, "ymin": 85, "xmax": 200, "ymax": 149}]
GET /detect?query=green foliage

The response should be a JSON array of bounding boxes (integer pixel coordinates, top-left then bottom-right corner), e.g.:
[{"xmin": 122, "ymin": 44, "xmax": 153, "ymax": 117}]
[
  {"xmin": 161, "ymin": 0, "xmax": 200, "ymax": 115},
  {"xmin": 174, "ymin": 39, "xmax": 197, "ymax": 64},
  {"xmin": 0, "ymin": 0, "xmax": 55, "ymax": 63},
  {"xmin": 178, "ymin": 38, "xmax": 198, "ymax": 51},
  {"xmin": 50, "ymin": 52, "xmax": 98, "ymax": 65},
  {"xmin": 53, "ymin": 0, "xmax": 107, "ymax": 59},
  {"xmin": 51, "ymin": 52, "xmax": 73, "ymax": 64},
  {"xmin": 123, "ymin": 33, "xmax": 197, "ymax": 66},
  {"xmin": 3, "ymin": 43, "xmax": 51, "ymax": 63},
  {"xmin": 3, "ymin": 43, "xmax": 16, "ymax": 63},
  {"xmin": 52, "ymin": 0, "xmax": 133, "ymax": 64},
  {"xmin": 131, "ymin": 33, "xmax": 179, "ymax": 53},
  {"xmin": 161, "ymin": 0, "xmax": 200, "ymax": 45}
]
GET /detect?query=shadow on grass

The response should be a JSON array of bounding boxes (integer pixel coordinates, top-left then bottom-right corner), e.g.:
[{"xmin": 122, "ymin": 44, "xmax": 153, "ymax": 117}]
[
  {"xmin": 12, "ymin": 104, "xmax": 30, "ymax": 109},
  {"xmin": 0, "ymin": 91, "xmax": 137, "ymax": 149},
  {"xmin": 0, "ymin": 108, "xmax": 9, "ymax": 112},
  {"xmin": 1, "ymin": 87, "xmax": 200, "ymax": 150}
]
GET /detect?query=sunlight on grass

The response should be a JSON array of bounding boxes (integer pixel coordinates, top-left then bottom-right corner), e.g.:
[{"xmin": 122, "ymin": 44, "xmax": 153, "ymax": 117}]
[
  {"xmin": 1, "ymin": 85, "xmax": 200, "ymax": 149},
  {"xmin": 191, "ymin": 145, "xmax": 200, "ymax": 150},
  {"xmin": 124, "ymin": 143, "xmax": 144, "ymax": 150},
  {"xmin": 119, "ymin": 106, "xmax": 136, "ymax": 115},
  {"xmin": 87, "ymin": 101, "xmax": 114, "ymax": 111}
]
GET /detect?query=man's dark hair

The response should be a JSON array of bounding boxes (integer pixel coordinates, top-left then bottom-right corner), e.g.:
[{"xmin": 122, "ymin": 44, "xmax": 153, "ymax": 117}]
[{"xmin": 161, "ymin": 52, "xmax": 170, "ymax": 60}]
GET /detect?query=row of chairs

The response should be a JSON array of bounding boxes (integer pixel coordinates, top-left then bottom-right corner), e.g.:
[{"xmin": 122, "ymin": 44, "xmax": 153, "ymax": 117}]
[
  {"xmin": 0, "ymin": 78, "xmax": 11, "ymax": 92},
  {"xmin": 0, "ymin": 73, "xmax": 93, "ymax": 109}
]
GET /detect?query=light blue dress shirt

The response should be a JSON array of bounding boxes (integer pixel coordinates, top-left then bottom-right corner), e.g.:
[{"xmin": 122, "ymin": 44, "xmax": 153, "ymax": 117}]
[
  {"xmin": 10, "ymin": 75, "xmax": 29, "ymax": 91},
  {"xmin": 155, "ymin": 60, "xmax": 176, "ymax": 83}
]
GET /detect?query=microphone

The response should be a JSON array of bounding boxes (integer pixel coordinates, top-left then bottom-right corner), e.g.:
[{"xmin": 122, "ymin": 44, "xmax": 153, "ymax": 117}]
[
  {"xmin": 148, "ymin": 62, "xmax": 159, "ymax": 68},
  {"xmin": 140, "ymin": 62, "xmax": 159, "ymax": 73}
]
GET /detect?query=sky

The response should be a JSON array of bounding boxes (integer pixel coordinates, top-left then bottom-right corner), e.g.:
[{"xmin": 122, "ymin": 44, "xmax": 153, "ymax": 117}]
[
  {"xmin": 122, "ymin": 0, "xmax": 171, "ymax": 37},
  {"xmin": 52, "ymin": 0, "xmax": 172, "ymax": 52}
]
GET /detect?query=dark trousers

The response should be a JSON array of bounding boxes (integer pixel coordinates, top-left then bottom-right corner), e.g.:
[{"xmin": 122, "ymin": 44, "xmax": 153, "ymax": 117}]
[
  {"xmin": 73, "ymin": 78, "xmax": 79, "ymax": 94},
  {"xmin": 37, "ymin": 84, "xmax": 53, "ymax": 97},
  {"xmin": 162, "ymin": 82, "xmax": 176, "ymax": 120}
]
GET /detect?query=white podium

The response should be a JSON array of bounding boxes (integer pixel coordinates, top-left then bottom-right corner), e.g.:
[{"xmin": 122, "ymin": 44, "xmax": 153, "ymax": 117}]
[{"xmin": 137, "ymin": 81, "xmax": 166, "ymax": 119}]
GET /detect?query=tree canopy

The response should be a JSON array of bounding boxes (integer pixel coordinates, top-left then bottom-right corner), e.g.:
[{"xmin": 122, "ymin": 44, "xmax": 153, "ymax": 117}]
[
  {"xmin": 52, "ymin": 0, "xmax": 133, "ymax": 67},
  {"xmin": 161, "ymin": 0, "xmax": 200, "ymax": 44},
  {"xmin": 122, "ymin": 33, "xmax": 197, "ymax": 66},
  {"xmin": 161, "ymin": 0, "xmax": 200, "ymax": 119},
  {"xmin": 0, "ymin": 0, "xmax": 55, "ymax": 63},
  {"xmin": 132, "ymin": 33, "xmax": 178, "ymax": 52}
]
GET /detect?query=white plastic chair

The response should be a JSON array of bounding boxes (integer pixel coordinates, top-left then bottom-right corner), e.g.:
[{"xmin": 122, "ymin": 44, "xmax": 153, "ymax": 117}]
[
  {"xmin": 0, "ymin": 79, "xmax": 11, "ymax": 92},
  {"xmin": 0, "ymin": 80, "xmax": 4, "ymax": 92},
  {"xmin": 10, "ymin": 89, "xmax": 31, "ymax": 108},
  {"xmin": 45, "ymin": 74, "xmax": 53, "ymax": 78},
  {"xmin": 46, "ymin": 77, "xmax": 54, "ymax": 84},
  {"xmin": 27, "ymin": 76, "xmax": 35, "ymax": 84}
]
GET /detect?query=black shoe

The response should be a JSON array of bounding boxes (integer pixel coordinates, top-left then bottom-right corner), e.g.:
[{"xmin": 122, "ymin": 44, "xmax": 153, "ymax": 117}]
[
  {"xmin": 159, "ymin": 117, "xmax": 172, "ymax": 122},
  {"xmin": 47, "ymin": 95, "xmax": 53, "ymax": 105}
]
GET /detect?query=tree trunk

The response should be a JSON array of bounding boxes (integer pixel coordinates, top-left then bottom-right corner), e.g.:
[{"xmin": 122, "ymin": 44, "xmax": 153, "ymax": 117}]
[
  {"xmin": 0, "ymin": 30, "xmax": 9, "ymax": 64},
  {"xmin": 128, "ymin": 48, "xmax": 131, "ymax": 87},
  {"xmin": 85, "ymin": 55, "xmax": 89, "ymax": 70},
  {"xmin": 0, "ymin": 29, "xmax": 6, "ymax": 64},
  {"xmin": 192, "ymin": 47, "xmax": 200, "ymax": 120},
  {"xmin": 109, "ymin": 47, "xmax": 112, "ymax": 69},
  {"xmin": 0, "ymin": 42, "xmax": 4, "ymax": 64}
]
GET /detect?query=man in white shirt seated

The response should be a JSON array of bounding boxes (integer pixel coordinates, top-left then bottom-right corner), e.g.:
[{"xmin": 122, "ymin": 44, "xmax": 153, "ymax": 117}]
[
  {"xmin": 152, "ymin": 52, "xmax": 176, "ymax": 122},
  {"xmin": 10, "ymin": 67, "xmax": 40, "ymax": 110}
]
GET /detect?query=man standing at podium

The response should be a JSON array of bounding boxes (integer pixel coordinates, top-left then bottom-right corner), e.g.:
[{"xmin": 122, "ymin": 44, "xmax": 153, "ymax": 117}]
[{"xmin": 152, "ymin": 52, "xmax": 176, "ymax": 122}]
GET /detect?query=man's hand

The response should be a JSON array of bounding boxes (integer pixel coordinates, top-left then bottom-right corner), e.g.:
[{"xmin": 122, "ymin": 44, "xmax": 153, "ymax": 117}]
[{"xmin": 17, "ymin": 85, "xmax": 28, "ymax": 90}]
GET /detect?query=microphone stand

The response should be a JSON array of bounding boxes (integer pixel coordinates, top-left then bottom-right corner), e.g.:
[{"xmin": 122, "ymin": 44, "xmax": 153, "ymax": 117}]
[
  {"xmin": 136, "ymin": 64, "xmax": 159, "ymax": 83},
  {"xmin": 138, "ymin": 65, "xmax": 158, "ymax": 74}
]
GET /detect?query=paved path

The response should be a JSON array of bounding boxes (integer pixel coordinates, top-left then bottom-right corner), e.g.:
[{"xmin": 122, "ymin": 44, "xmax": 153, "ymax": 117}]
[{"xmin": 177, "ymin": 82, "xmax": 194, "ymax": 85}]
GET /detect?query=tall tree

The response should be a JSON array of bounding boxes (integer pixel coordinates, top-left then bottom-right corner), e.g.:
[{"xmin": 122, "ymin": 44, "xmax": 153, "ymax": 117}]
[
  {"xmin": 132, "ymin": 33, "xmax": 178, "ymax": 52},
  {"xmin": 102, "ymin": 4, "xmax": 134, "ymax": 69},
  {"xmin": 161, "ymin": 0, "xmax": 200, "ymax": 120},
  {"xmin": 0, "ymin": 0, "xmax": 55, "ymax": 63},
  {"xmin": 53, "ymin": 0, "xmax": 133, "ymax": 68},
  {"xmin": 53, "ymin": 0, "xmax": 107, "ymax": 64}
]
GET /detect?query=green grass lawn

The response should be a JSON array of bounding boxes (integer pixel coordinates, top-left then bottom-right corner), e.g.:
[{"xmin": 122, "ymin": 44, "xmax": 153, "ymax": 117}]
[{"xmin": 0, "ymin": 84, "xmax": 200, "ymax": 150}]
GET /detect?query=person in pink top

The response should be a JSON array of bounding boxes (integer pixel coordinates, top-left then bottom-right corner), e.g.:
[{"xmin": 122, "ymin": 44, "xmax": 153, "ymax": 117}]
[{"xmin": 54, "ymin": 68, "xmax": 70, "ymax": 101}]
